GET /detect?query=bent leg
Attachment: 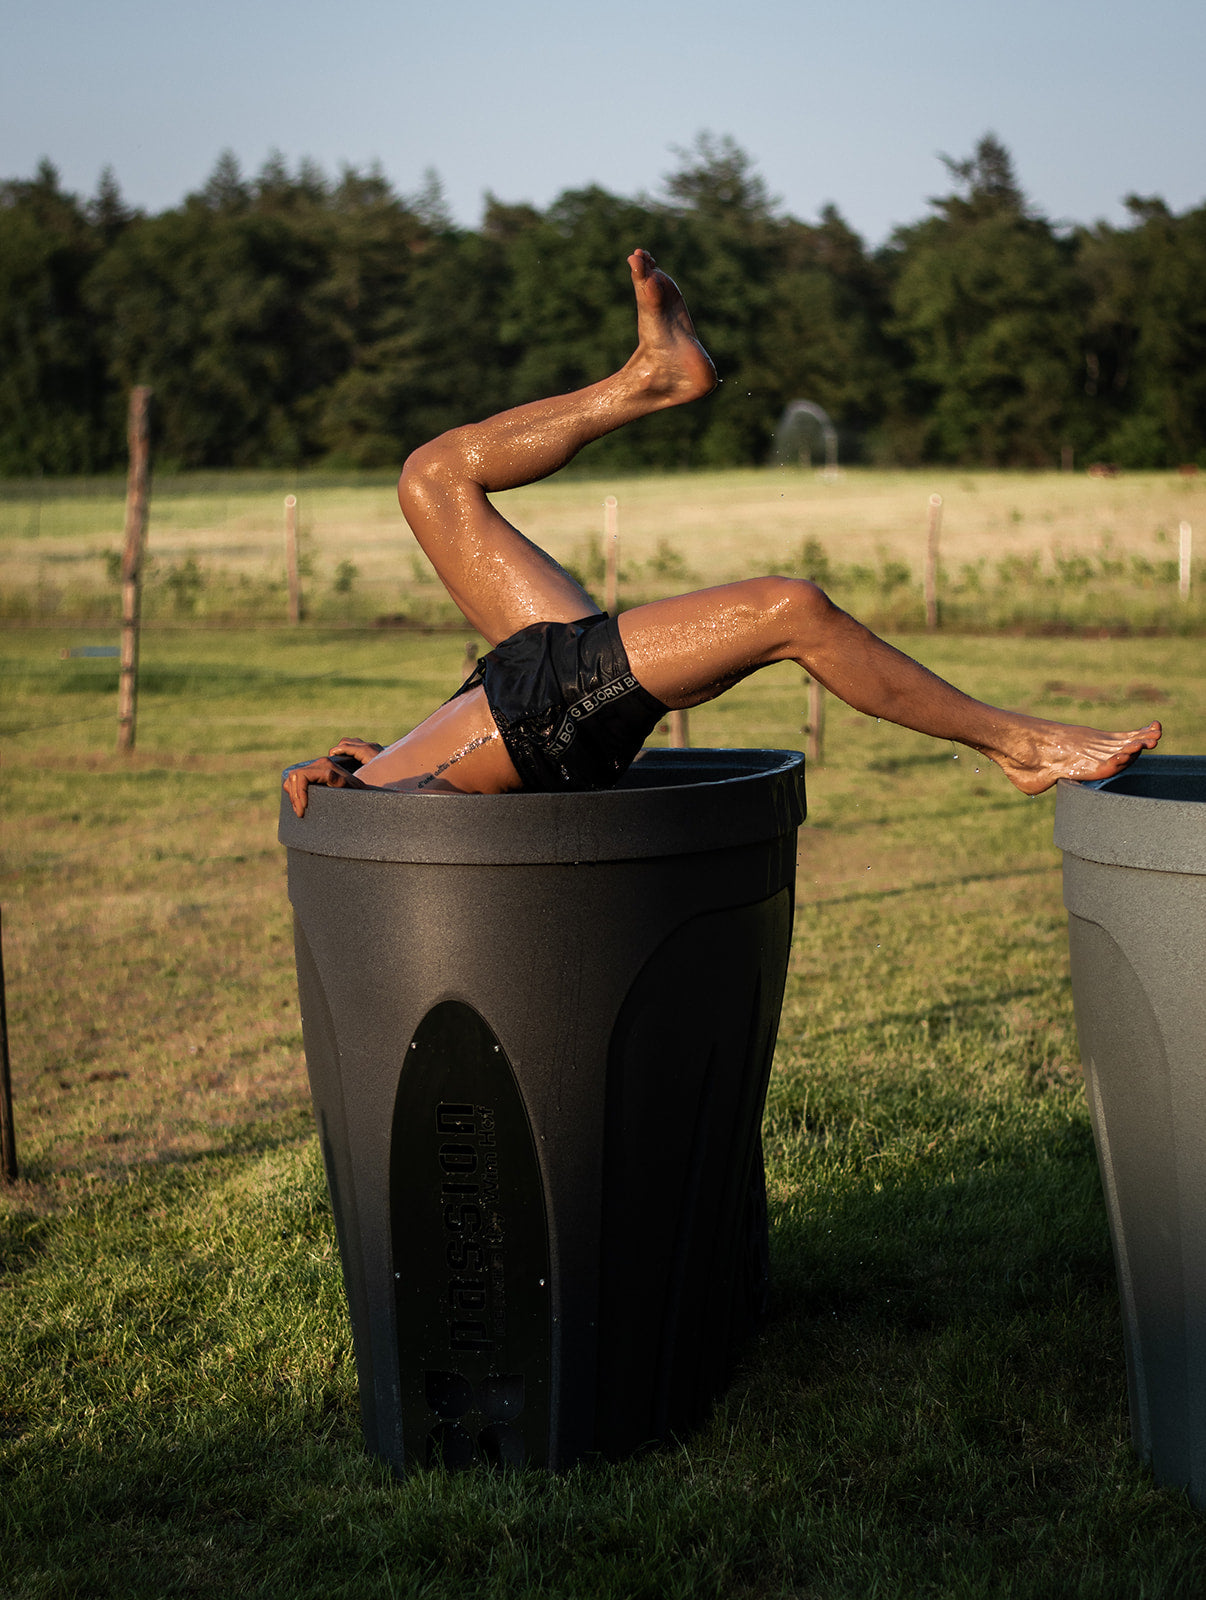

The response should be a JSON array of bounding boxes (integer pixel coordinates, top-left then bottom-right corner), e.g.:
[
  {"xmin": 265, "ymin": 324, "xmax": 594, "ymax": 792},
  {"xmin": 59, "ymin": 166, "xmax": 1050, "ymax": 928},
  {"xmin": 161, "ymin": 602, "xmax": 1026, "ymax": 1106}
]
[
  {"xmin": 397, "ymin": 250, "xmax": 716, "ymax": 645},
  {"xmin": 619, "ymin": 577, "xmax": 1161, "ymax": 795}
]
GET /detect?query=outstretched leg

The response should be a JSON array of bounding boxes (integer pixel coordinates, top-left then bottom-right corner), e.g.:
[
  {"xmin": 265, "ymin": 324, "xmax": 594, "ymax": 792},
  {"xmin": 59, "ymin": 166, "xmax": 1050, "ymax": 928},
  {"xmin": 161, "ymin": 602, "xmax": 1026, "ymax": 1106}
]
[
  {"xmin": 289, "ymin": 252, "xmax": 1159, "ymax": 814},
  {"xmin": 618, "ymin": 577, "xmax": 1161, "ymax": 794},
  {"xmin": 397, "ymin": 249, "xmax": 716, "ymax": 644}
]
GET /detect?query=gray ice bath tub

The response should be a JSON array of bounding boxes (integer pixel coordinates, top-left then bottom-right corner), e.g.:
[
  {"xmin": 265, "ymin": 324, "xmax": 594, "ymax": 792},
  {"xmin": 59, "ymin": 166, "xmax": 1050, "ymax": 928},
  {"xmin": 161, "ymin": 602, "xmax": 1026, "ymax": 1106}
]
[
  {"xmin": 279, "ymin": 747, "xmax": 806, "ymax": 1474},
  {"xmin": 1055, "ymin": 752, "xmax": 1206, "ymax": 1506}
]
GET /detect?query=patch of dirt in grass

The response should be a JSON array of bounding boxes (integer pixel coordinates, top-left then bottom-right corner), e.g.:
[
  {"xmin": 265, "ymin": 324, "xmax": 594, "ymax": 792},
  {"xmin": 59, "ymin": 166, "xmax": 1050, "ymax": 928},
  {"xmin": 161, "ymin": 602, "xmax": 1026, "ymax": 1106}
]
[{"xmin": 1041, "ymin": 679, "xmax": 1172, "ymax": 706}]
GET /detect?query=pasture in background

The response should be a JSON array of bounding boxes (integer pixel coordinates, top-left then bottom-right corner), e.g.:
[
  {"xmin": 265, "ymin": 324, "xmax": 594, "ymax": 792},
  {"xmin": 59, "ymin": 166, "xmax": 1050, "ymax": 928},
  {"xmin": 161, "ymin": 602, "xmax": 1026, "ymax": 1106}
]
[{"xmin": 0, "ymin": 467, "xmax": 1201, "ymax": 636}]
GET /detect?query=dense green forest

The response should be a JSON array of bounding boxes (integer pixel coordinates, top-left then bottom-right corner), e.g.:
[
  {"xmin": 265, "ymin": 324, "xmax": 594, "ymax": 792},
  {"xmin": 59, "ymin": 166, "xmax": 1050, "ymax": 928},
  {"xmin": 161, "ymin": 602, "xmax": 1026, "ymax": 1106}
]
[{"xmin": 2, "ymin": 134, "xmax": 1203, "ymax": 475}]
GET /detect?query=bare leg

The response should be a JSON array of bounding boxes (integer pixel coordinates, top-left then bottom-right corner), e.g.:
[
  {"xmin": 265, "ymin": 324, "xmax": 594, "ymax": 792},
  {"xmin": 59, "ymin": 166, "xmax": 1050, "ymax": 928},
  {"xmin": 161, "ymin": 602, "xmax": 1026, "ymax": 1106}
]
[
  {"xmin": 396, "ymin": 249, "xmax": 716, "ymax": 645},
  {"xmin": 283, "ymin": 694, "xmax": 523, "ymax": 815},
  {"xmin": 291, "ymin": 252, "xmax": 1159, "ymax": 810},
  {"xmin": 293, "ymin": 249, "xmax": 716, "ymax": 812},
  {"xmin": 618, "ymin": 578, "xmax": 1162, "ymax": 795}
]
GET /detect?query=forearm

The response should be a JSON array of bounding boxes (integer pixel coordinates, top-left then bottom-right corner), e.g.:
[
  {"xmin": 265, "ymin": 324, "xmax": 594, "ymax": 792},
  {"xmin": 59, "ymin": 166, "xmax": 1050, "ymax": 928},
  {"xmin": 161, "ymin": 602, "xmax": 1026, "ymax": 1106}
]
[{"xmin": 283, "ymin": 752, "xmax": 377, "ymax": 818}]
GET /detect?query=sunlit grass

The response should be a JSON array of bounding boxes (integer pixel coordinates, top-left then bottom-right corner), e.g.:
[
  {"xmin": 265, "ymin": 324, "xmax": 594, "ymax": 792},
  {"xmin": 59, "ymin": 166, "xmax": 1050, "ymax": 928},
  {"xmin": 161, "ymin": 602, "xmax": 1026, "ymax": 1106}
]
[{"xmin": 2, "ymin": 626, "xmax": 1205, "ymax": 1596}]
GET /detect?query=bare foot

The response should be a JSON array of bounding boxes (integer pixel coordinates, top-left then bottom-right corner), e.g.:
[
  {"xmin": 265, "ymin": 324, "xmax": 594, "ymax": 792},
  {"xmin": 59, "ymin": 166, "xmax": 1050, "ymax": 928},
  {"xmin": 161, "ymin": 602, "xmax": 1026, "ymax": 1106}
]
[
  {"xmin": 980, "ymin": 717, "xmax": 1162, "ymax": 795},
  {"xmin": 625, "ymin": 248, "xmax": 717, "ymax": 405}
]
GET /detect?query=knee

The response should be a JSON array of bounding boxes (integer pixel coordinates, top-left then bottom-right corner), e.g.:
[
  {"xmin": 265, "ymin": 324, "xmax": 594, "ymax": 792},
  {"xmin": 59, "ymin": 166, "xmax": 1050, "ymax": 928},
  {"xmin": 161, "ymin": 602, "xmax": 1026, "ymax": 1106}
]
[
  {"xmin": 747, "ymin": 575, "xmax": 835, "ymax": 631},
  {"xmin": 397, "ymin": 442, "xmax": 446, "ymax": 519}
]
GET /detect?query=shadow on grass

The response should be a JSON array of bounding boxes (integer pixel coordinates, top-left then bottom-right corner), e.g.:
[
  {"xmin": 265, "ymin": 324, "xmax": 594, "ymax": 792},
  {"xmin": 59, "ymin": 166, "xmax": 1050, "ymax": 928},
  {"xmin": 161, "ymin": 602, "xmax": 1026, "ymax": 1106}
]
[
  {"xmin": 19, "ymin": 665, "xmax": 414, "ymax": 698},
  {"xmin": 811, "ymin": 795, "xmax": 1023, "ymax": 834},
  {"xmin": 791, "ymin": 979, "xmax": 1055, "ymax": 1050},
  {"xmin": 8, "ymin": 1110, "xmax": 316, "ymax": 1199},
  {"xmin": 5, "ymin": 1105, "xmax": 1206, "ymax": 1598},
  {"xmin": 803, "ymin": 862, "xmax": 1053, "ymax": 909},
  {"xmin": 744, "ymin": 1119, "xmax": 1206, "ymax": 1587},
  {"xmin": 866, "ymin": 750, "xmax": 959, "ymax": 774}
]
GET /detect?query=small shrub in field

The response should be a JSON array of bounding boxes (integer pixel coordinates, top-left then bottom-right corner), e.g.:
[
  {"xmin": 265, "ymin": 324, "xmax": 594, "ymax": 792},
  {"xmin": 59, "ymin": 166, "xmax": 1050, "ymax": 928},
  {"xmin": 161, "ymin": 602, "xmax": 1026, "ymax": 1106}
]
[
  {"xmin": 567, "ymin": 531, "xmax": 606, "ymax": 590},
  {"xmin": 1128, "ymin": 554, "xmax": 1174, "ymax": 585},
  {"xmin": 646, "ymin": 538, "xmax": 691, "ymax": 582},
  {"xmin": 878, "ymin": 557, "xmax": 912, "ymax": 595},
  {"xmin": 1054, "ymin": 553, "xmax": 1094, "ymax": 585},
  {"xmin": 798, "ymin": 537, "xmax": 831, "ymax": 585},
  {"xmin": 164, "ymin": 557, "xmax": 204, "ymax": 615},
  {"xmin": 996, "ymin": 551, "xmax": 1043, "ymax": 587}
]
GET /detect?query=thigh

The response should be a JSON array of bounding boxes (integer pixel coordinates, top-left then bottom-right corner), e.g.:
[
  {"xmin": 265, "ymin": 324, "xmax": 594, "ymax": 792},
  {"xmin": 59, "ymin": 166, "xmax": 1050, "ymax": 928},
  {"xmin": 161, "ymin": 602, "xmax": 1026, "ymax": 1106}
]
[
  {"xmin": 617, "ymin": 579, "xmax": 797, "ymax": 710},
  {"xmin": 400, "ymin": 455, "xmax": 599, "ymax": 646},
  {"xmin": 355, "ymin": 686, "xmax": 522, "ymax": 794}
]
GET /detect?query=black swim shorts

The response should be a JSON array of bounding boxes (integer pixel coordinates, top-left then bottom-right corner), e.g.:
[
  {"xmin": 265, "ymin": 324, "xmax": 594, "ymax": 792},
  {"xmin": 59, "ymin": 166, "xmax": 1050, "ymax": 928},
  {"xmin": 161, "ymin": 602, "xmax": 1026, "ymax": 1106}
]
[{"xmin": 450, "ymin": 614, "xmax": 669, "ymax": 792}]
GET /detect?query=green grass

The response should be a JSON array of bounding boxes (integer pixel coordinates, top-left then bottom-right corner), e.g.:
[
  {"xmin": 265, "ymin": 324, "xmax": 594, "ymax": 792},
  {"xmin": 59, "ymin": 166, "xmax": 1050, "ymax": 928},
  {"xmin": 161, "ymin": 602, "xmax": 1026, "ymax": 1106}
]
[{"xmin": 3, "ymin": 625, "xmax": 1206, "ymax": 1597}]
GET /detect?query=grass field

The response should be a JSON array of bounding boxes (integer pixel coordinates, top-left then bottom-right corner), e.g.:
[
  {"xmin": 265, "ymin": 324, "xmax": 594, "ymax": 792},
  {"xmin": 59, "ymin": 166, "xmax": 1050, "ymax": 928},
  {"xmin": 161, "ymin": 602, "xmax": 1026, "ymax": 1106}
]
[
  {"xmin": 1, "ymin": 466, "xmax": 1203, "ymax": 635},
  {"xmin": 2, "ymin": 484, "xmax": 1206, "ymax": 1596}
]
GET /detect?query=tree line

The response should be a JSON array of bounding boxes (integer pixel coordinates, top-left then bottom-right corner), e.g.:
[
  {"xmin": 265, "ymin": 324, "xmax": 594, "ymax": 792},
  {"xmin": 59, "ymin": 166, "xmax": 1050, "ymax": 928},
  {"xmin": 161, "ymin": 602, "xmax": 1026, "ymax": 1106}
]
[{"xmin": 2, "ymin": 134, "xmax": 1203, "ymax": 476}]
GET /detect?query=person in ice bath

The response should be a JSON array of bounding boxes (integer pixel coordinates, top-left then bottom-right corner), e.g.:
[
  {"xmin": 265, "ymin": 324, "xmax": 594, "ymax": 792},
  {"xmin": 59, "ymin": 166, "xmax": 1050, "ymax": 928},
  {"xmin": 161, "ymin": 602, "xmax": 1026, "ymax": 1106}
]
[{"xmin": 282, "ymin": 250, "xmax": 1160, "ymax": 818}]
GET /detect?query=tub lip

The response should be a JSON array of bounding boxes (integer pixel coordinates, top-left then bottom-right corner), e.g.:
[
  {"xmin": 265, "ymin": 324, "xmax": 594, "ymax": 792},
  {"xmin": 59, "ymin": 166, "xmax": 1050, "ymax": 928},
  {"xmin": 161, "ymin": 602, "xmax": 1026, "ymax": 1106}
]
[
  {"xmin": 1054, "ymin": 753, "xmax": 1206, "ymax": 875},
  {"xmin": 278, "ymin": 746, "xmax": 807, "ymax": 866}
]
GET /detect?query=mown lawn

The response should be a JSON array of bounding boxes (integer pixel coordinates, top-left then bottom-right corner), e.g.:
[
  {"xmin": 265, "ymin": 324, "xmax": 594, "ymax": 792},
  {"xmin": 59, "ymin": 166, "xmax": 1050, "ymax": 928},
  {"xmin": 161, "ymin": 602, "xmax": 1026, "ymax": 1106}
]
[{"xmin": 2, "ymin": 623, "xmax": 1205, "ymax": 1598}]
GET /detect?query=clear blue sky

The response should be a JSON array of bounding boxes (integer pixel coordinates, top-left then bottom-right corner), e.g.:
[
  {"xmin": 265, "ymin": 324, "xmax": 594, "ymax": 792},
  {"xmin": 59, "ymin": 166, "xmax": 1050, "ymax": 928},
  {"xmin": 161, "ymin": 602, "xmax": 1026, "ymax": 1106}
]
[{"xmin": 5, "ymin": 0, "xmax": 1203, "ymax": 242}]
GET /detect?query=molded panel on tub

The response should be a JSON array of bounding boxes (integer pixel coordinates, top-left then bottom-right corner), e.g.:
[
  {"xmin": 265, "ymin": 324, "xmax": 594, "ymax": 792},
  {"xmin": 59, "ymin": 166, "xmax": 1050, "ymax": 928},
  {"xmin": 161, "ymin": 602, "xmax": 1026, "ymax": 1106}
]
[
  {"xmin": 390, "ymin": 1000, "xmax": 552, "ymax": 1469},
  {"xmin": 1067, "ymin": 911, "xmax": 1189, "ymax": 1479},
  {"xmin": 595, "ymin": 889, "xmax": 792, "ymax": 1456}
]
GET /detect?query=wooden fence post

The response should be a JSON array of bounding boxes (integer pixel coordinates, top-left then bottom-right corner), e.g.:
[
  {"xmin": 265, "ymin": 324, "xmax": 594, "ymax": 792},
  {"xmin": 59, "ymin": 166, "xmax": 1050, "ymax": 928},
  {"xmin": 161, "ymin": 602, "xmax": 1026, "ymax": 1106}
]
[
  {"xmin": 806, "ymin": 675, "xmax": 826, "ymax": 767},
  {"xmin": 925, "ymin": 492, "xmax": 943, "ymax": 631},
  {"xmin": 116, "ymin": 386, "xmax": 152, "ymax": 753},
  {"xmin": 1180, "ymin": 521, "xmax": 1193, "ymax": 601},
  {"xmin": 0, "ymin": 908, "xmax": 18, "ymax": 1184},
  {"xmin": 669, "ymin": 709, "xmax": 690, "ymax": 749},
  {"xmin": 284, "ymin": 494, "xmax": 302, "ymax": 624},
  {"xmin": 603, "ymin": 495, "xmax": 619, "ymax": 616}
]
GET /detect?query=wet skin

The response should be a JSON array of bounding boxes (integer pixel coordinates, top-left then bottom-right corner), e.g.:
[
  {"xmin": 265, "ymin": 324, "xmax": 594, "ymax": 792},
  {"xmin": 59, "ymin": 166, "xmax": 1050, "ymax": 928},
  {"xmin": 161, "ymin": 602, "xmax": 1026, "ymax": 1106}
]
[{"xmin": 283, "ymin": 249, "xmax": 1162, "ymax": 819}]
